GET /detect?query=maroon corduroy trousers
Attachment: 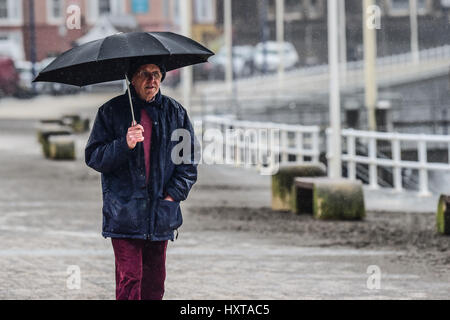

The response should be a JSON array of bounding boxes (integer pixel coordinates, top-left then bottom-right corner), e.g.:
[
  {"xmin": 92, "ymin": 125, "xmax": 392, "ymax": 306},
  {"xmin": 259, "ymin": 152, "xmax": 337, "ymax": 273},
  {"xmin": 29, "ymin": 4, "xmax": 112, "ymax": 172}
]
[{"xmin": 111, "ymin": 238, "xmax": 168, "ymax": 300}]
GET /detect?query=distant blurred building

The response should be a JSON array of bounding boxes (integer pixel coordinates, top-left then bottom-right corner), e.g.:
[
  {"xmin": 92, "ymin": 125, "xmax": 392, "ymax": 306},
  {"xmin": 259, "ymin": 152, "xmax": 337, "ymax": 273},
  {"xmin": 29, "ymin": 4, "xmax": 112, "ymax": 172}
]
[
  {"xmin": 6, "ymin": 0, "xmax": 447, "ymax": 68},
  {"xmin": 0, "ymin": 0, "xmax": 91, "ymax": 62},
  {"xmin": 217, "ymin": 0, "xmax": 450, "ymax": 66},
  {"xmin": 191, "ymin": 0, "xmax": 220, "ymax": 48},
  {"xmin": 0, "ymin": 0, "xmax": 219, "ymax": 62}
]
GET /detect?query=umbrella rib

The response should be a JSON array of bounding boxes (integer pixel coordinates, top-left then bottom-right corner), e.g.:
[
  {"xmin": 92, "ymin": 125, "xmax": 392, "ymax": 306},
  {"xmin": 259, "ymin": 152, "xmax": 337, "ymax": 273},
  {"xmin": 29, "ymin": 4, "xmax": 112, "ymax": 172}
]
[
  {"xmin": 96, "ymin": 37, "xmax": 107, "ymax": 62},
  {"xmin": 150, "ymin": 33, "xmax": 173, "ymax": 57}
]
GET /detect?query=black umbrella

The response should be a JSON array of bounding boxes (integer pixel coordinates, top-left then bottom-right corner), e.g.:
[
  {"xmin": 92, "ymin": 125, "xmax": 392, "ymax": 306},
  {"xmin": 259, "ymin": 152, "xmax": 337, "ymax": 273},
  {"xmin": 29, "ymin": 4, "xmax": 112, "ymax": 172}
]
[{"xmin": 33, "ymin": 31, "xmax": 214, "ymax": 123}]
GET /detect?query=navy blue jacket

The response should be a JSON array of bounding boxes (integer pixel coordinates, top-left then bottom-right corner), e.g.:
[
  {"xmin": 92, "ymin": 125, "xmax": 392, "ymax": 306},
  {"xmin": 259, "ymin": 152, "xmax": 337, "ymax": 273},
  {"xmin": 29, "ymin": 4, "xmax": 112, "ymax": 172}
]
[{"xmin": 85, "ymin": 88, "xmax": 198, "ymax": 241}]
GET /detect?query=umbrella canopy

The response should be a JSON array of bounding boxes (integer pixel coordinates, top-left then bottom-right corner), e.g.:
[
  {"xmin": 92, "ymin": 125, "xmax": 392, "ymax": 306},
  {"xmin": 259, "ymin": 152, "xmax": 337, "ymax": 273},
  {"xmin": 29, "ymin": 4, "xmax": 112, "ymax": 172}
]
[{"xmin": 33, "ymin": 31, "xmax": 214, "ymax": 87}]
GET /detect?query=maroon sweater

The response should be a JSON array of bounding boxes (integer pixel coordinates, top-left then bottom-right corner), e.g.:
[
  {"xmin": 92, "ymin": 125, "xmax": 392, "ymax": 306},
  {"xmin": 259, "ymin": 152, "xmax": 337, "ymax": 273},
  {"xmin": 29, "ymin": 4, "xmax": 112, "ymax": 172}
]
[{"xmin": 140, "ymin": 109, "xmax": 153, "ymax": 184}]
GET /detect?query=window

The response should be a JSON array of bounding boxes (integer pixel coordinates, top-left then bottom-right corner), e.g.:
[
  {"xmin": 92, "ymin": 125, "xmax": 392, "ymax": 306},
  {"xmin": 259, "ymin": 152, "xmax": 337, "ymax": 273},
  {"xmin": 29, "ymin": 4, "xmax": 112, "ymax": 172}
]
[
  {"xmin": 0, "ymin": 31, "xmax": 25, "ymax": 60},
  {"xmin": 87, "ymin": 0, "xmax": 126, "ymax": 24},
  {"xmin": 173, "ymin": 0, "xmax": 180, "ymax": 26},
  {"xmin": 268, "ymin": 0, "xmax": 304, "ymax": 21},
  {"xmin": 0, "ymin": 0, "xmax": 22, "ymax": 25},
  {"xmin": 416, "ymin": 0, "xmax": 429, "ymax": 12},
  {"xmin": 286, "ymin": 0, "xmax": 304, "ymax": 18},
  {"xmin": 163, "ymin": 0, "xmax": 170, "ymax": 18},
  {"xmin": 391, "ymin": 0, "xmax": 409, "ymax": 11},
  {"xmin": 304, "ymin": 0, "xmax": 324, "ymax": 19},
  {"xmin": 98, "ymin": 0, "xmax": 125, "ymax": 15},
  {"xmin": 194, "ymin": 0, "xmax": 215, "ymax": 24},
  {"xmin": 99, "ymin": 0, "xmax": 111, "ymax": 15},
  {"xmin": 52, "ymin": 0, "xmax": 63, "ymax": 18},
  {"xmin": 390, "ymin": 0, "xmax": 428, "ymax": 10},
  {"xmin": 47, "ymin": 0, "xmax": 64, "ymax": 24},
  {"xmin": 386, "ymin": 0, "xmax": 432, "ymax": 16},
  {"xmin": 131, "ymin": 0, "xmax": 150, "ymax": 14},
  {"xmin": 0, "ymin": 0, "xmax": 7, "ymax": 19}
]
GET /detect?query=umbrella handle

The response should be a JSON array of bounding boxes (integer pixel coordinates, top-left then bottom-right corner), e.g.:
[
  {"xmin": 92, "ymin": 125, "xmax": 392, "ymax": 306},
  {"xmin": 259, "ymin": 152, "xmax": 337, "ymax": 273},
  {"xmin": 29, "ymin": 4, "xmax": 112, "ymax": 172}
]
[{"xmin": 125, "ymin": 74, "xmax": 137, "ymax": 126}]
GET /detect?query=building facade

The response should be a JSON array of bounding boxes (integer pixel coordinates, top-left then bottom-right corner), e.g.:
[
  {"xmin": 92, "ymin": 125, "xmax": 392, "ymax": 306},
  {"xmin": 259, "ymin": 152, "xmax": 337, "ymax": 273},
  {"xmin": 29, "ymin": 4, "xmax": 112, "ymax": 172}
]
[
  {"xmin": 0, "ymin": 0, "xmax": 218, "ymax": 62},
  {"xmin": 0, "ymin": 0, "xmax": 87, "ymax": 61},
  {"xmin": 217, "ymin": 0, "xmax": 450, "ymax": 66},
  {"xmin": 2, "ymin": 0, "xmax": 447, "ymax": 67}
]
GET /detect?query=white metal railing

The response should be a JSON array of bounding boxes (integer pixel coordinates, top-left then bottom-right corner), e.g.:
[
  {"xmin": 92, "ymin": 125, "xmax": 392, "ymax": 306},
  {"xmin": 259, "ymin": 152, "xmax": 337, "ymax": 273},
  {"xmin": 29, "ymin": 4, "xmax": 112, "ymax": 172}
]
[
  {"xmin": 328, "ymin": 128, "xmax": 450, "ymax": 196},
  {"xmin": 200, "ymin": 115, "xmax": 321, "ymax": 172},
  {"xmin": 196, "ymin": 116, "xmax": 450, "ymax": 195}
]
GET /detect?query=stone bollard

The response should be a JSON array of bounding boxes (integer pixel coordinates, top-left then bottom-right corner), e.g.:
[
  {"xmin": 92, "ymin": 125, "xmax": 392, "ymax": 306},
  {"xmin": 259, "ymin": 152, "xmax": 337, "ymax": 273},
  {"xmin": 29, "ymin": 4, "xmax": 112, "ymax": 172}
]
[
  {"xmin": 37, "ymin": 119, "xmax": 64, "ymax": 143},
  {"xmin": 37, "ymin": 124, "xmax": 73, "ymax": 158},
  {"xmin": 271, "ymin": 163, "xmax": 327, "ymax": 212},
  {"xmin": 48, "ymin": 135, "xmax": 76, "ymax": 160},
  {"xmin": 437, "ymin": 195, "xmax": 450, "ymax": 235},
  {"xmin": 61, "ymin": 114, "xmax": 90, "ymax": 133},
  {"xmin": 39, "ymin": 118, "xmax": 63, "ymax": 126},
  {"xmin": 294, "ymin": 177, "xmax": 365, "ymax": 220},
  {"xmin": 39, "ymin": 119, "xmax": 64, "ymax": 125}
]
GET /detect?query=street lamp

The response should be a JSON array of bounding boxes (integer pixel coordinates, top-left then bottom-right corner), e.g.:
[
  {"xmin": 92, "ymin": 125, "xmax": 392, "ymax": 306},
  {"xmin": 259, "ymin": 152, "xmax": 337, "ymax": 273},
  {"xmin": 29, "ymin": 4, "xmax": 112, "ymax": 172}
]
[
  {"xmin": 224, "ymin": 0, "xmax": 232, "ymax": 94},
  {"xmin": 181, "ymin": 0, "xmax": 193, "ymax": 112},
  {"xmin": 28, "ymin": 0, "xmax": 37, "ymax": 93},
  {"xmin": 276, "ymin": 0, "xmax": 285, "ymax": 90},
  {"xmin": 363, "ymin": 0, "xmax": 378, "ymax": 131},
  {"xmin": 259, "ymin": 0, "xmax": 269, "ymax": 75},
  {"xmin": 328, "ymin": 0, "xmax": 342, "ymax": 178},
  {"xmin": 409, "ymin": 0, "xmax": 419, "ymax": 64}
]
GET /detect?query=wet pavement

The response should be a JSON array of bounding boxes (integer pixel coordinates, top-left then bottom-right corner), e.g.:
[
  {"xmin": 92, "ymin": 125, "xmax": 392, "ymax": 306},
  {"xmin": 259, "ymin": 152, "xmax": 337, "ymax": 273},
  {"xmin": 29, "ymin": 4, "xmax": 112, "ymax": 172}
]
[{"xmin": 0, "ymin": 94, "xmax": 448, "ymax": 300}]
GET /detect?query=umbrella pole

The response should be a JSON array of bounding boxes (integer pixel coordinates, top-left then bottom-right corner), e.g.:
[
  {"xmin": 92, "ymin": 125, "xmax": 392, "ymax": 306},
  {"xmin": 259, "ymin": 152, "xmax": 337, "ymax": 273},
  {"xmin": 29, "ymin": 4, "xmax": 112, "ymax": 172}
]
[{"xmin": 125, "ymin": 74, "xmax": 137, "ymax": 126}]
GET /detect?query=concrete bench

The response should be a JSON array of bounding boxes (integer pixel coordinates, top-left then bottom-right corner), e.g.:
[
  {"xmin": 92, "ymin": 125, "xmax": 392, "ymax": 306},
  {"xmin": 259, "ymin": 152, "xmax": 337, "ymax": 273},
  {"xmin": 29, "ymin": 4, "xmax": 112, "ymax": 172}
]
[
  {"xmin": 437, "ymin": 195, "xmax": 450, "ymax": 235},
  {"xmin": 48, "ymin": 135, "xmax": 76, "ymax": 160},
  {"xmin": 39, "ymin": 119, "xmax": 64, "ymax": 126},
  {"xmin": 61, "ymin": 114, "xmax": 90, "ymax": 133},
  {"xmin": 36, "ymin": 124, "xmax": 73, "ymax": 158},
  {"xmin": 271, "ymin": 164, "xmax": 327, "ymax": 212},
  {"xmin": 293, "ymin": 177, "xmax": 365, "ymax": 220}
]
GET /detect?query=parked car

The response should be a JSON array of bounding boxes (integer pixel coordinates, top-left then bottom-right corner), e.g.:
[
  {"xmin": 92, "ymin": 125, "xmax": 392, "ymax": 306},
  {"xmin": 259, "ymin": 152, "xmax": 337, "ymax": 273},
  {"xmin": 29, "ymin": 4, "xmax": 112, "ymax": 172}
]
[
  {"xmin": 12, "ymin": 60, "xmax": 39, "ymax": 98},
  {"xmin": 0, "ymin": 56, "xmax": 19, "ymax": 97},
  {"xmin": 197, "ymin": 45, "xmax": 255, "ymax": 81},
  {"xmin": 231, "ymin": 45, "xmax": 255, "ymax": 78},
  {"xmin": 0, "ymin": 39, "xmax": 25, "ymax": 61},
  {"xmin": 15, "ymin": 60, "xmax": 34, "ymax": 90},
  {"xmin": 253, "ymin": 41, "xmax": 299, "ymax": 73}
]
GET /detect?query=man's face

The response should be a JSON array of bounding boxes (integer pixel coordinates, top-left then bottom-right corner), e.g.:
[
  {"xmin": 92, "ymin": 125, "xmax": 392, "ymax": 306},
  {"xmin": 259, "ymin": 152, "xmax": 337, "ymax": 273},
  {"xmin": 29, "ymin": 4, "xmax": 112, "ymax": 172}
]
[{"xmin": 131, "ymin": 64, "xmax": 162, "ymax": 102}]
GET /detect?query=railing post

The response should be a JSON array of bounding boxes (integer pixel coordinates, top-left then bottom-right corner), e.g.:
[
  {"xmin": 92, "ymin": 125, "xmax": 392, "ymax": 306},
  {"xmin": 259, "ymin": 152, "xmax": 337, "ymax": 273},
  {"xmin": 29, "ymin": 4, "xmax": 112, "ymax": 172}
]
[
  {"xmin": 448, "ymin": 142, "xmax": 450, "ymax": 169},
  {"xmin": 235, "ymin": 126, "xmax": 242, "ymax": 167},
  {"xmin": 392, "ymin": 135, "xmax": 403, "ymax": 192},
  {"xmin": 312, "ymin": 130, "xmax": 319, "ymax": 163},
  {"xmin": 347, "ymin": 132, "xmax": 356, "ymax": 180},
  {"xmin": 269, "ymin": 128, "xmax": 280, "ymax": 175},
  {"xmin": 418, "ymin": 138, "xmax": 431, "ymax": 196},
  {"xmin": 296, "ymin": 131, "xmax": 304, "ymax": 164},
  {"xmin": 218, "ymin": 121, "xmax": 225, "ymax": 165},
  {"xmin": 225, "ymin": 123, "xmax": 233, "ymax": 166},
  {"xmin": 326, "ymin": 128, "xmax": 332, "ymax": 177},
  {"xmin": 281, "ymin": 129, "xmax": 288, "ymax": 164},
  {"xmin": 369, "ymin": 136, "xmax": 379, "ymax": 189},
  {"xmin": 256, "ymin": 127, "xmax": 265, "ymax": 171}
]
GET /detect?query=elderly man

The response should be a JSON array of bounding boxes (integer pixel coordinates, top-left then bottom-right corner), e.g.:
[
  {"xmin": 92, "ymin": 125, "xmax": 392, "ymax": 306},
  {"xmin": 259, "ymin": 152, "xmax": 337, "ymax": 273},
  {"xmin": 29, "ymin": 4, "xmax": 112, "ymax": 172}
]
[{"xmin": 85, "ymin": 58, "xmax": 198, "ymax": 300}]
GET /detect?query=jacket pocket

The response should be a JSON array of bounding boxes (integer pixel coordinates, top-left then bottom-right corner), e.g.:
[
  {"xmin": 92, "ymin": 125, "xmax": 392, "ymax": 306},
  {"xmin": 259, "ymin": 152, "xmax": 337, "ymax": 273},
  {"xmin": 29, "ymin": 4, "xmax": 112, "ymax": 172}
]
[
  {"xmin": 103, "ymin": 193, "xmax": 143, "ymax": 235},
  {"xmin": 155, "ymin": 199, "xmax": 182, "ymax": 234}
]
